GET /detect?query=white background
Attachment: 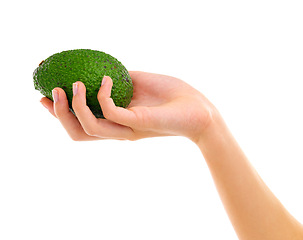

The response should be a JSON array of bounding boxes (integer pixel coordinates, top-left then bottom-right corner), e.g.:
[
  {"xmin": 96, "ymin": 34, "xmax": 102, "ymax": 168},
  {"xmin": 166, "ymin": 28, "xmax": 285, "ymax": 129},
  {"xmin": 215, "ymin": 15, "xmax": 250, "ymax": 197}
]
[{"xmin": 1, "ymin": 0, "xmax": 303, "ymax": 239}]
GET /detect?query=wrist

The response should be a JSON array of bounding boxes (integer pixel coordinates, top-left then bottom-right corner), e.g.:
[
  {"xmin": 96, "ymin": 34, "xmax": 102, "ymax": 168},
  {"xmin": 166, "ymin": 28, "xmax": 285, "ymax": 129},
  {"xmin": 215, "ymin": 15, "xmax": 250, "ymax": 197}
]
[{"xmin": 192, "ymin": 109, "xmax": 229, "ymax": 147}]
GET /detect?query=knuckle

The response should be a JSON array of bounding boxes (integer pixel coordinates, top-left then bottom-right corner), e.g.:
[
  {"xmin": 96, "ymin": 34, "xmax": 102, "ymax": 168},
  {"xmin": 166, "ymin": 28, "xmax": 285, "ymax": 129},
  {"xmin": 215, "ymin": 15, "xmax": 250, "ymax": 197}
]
[
  {"xmin": 54, "ymin": 110, "xmax": 64, "ymax": 119},
  {"xmin": 54, "ymin": 106, "xmax": 68, "ymax": 119},
  {"xmin": 102, "ymin": 109, "xmax": 112, "ymax": 120},
  {"xmin": 97, "ymin": 91, "xmax": 104, "ymax": 102},
  {"xmin": 83, "ymin": 125, "xmax": 97, "ymax": 137},
  {"xmin": 69, "ymin": 134, "xmax": 83, "ymax": 141},
  {"xmin": 98, "ymin": 97, "xmax": 115, "ymax": 120},
  {"xmin": 72, "ymin": 100, "xmax": 80, "ymax": 112},
  {"xmin": 71, "ymin": 137, "xmax": 81, "ymax": 142},
  {"xmin": 102, "ymin": 106, "xmax": 115, "ymax": 120},
  {"xmin": 125, "ymin": 129, "xmax": 138, "ymax": 141},
  {"xmin": 72, "ymin": 95, "xmax": 85, "ymax": 113},
  {"xmin": 128, "ymin": 135, "xmax": 138, "ymax": 141}
]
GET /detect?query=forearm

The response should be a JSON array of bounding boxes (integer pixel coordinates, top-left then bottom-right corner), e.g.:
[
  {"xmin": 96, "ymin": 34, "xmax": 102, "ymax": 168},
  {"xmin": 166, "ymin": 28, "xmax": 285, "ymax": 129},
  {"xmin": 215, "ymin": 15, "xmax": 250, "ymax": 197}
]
[{"xmin": 196, "ymin": 114, "xmax": 303, "ymax": 240}]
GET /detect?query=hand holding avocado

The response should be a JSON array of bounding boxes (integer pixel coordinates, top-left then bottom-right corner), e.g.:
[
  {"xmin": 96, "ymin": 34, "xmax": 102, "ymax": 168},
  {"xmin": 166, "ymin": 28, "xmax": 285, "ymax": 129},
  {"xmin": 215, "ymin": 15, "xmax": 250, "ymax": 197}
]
[{"xmin": 39, "ymin": 70, "xmax": 215, "ymax": 142}]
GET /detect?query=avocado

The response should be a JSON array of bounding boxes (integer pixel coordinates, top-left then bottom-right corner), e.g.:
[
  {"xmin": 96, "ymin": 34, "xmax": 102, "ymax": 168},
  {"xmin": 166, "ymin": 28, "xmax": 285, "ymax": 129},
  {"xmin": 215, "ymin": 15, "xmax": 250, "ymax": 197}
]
[{"xmin": 33, "ymin": 49, "xmax": 133, "ymax": 118}]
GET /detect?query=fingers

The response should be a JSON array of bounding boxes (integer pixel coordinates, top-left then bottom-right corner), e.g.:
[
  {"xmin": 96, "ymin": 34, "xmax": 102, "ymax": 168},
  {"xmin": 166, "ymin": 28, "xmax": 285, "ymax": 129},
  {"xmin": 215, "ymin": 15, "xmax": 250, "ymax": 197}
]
[
  {"xmin": 71, "ymin": 82, "xmax": 99, "ymax": 133},
  {"xmin": 52, "ymin": 87, "xmax": 98, "ymax": 141},
  {"xmin": 41, "ymin": 79, "xmax": 138, "ymax": 141},
  {"xmin": 72, "ymin": 81, "xmax": 135, "ymax": 140},
  {"xmin": 40, "ymin": 97, "xmax": 56, "ymax": 117}
]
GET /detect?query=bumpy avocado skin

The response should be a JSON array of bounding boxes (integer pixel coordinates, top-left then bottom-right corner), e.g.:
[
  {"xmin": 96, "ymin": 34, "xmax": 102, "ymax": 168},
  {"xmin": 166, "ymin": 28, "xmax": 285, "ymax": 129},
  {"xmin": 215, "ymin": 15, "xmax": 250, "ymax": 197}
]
[{"xmin": 33, "ymin": 49, "xmax": 133, "ymax": 118}]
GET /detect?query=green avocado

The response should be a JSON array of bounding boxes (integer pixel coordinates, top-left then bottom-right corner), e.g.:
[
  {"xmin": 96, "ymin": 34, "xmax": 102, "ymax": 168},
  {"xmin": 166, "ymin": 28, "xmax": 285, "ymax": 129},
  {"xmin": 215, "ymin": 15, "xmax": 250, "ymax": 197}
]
[{"xmin": 33, "ymin": 49, "xmax": 133, "ymax": 118}]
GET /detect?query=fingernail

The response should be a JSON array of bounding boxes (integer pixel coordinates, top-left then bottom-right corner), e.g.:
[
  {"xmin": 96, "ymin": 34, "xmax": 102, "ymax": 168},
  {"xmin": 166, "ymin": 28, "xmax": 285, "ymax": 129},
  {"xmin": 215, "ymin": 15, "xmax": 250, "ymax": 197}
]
[
  {"xmin": 73, "ymin": 82, "xmax": 78, "ymax": 96},
  {"xmin": 101, "ymin": 76, "xmax": 107, "ymax": 86},
  {"xmin": 52, "ymin": 89, "xmax": 59, "ymax": 103}
]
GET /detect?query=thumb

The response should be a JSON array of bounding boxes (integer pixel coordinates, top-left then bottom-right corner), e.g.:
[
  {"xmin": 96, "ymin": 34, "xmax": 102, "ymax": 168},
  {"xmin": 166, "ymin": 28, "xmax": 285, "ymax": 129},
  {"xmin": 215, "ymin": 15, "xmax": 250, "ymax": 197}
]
[{"xmin": 97, "ymin": 76, "xmax": 136, "ymax": 126}]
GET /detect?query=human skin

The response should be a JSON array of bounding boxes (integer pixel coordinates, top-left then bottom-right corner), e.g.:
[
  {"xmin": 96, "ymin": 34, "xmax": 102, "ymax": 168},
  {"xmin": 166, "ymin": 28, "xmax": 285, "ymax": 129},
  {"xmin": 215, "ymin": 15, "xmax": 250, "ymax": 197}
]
[{"xmin": 40, "ymin": 71, "xmax": 303, "ymax": 239}]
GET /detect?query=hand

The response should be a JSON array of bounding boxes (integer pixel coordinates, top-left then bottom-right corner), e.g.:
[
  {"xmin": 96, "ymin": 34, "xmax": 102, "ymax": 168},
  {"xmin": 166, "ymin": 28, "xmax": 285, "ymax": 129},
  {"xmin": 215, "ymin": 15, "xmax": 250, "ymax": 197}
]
[{"xmin": 40, "ymin": 71, "xmax": 217, "ymax": 142}]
